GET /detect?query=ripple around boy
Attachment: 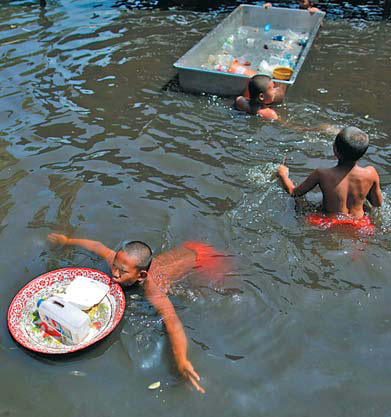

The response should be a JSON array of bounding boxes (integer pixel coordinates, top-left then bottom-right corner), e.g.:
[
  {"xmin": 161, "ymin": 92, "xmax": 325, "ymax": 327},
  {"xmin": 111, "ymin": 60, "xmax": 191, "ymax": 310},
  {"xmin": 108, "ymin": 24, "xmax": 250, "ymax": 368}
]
[
  {"xmin": 276, "ymin": 126, "xmax": 383, "ymax": 232},
  {"xmin": 48, "ymin": 234, "xmax": 232, "ymax": 394}
]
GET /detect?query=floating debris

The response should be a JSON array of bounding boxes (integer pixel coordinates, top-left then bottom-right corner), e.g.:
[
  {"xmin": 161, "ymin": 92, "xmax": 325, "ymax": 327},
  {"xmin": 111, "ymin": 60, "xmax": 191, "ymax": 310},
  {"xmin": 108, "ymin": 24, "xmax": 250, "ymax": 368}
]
[{"xmin": 148, "ymin": 381, "xmax": 161, "ymax": 390}]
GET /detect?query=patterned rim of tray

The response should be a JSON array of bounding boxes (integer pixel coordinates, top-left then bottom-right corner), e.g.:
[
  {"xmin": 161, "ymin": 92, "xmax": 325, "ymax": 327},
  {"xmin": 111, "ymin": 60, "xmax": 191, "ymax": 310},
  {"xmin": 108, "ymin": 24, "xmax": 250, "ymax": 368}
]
[{"xmin": 7, "ymin": 268, "xmax": 125, "ymax": 354}]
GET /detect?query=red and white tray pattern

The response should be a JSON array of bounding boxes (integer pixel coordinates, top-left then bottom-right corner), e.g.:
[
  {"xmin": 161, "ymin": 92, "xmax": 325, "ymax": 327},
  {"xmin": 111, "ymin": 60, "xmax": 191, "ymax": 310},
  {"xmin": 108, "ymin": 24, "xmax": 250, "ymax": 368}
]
[{"xmin": 8, "ymin": 268, "xmax": 125, "ymax": 354}]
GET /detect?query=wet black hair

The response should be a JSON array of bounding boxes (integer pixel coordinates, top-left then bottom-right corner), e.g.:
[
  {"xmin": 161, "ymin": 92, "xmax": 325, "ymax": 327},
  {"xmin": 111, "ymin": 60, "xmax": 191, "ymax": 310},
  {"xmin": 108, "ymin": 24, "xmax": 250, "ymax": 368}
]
[
  {"xmin": 117, "ymin": 241, "xmax": 153, "ymax": 272},
  {"xmin": 299, "ymin": 0, "xmax": 316, "ymax": 9},
  {"xmin": 334, "ymin": 126, "xmax": 369, "ymax": 162},
  {"xmin": 248, "ymin": 75, "xmax": 272, "ymax": 103}
]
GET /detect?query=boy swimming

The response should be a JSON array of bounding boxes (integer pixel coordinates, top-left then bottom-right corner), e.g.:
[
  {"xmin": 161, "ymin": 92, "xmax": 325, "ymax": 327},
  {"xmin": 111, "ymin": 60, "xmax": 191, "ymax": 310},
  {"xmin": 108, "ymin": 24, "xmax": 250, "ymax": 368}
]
[
  {"xmin": 235, "ymin": 75, "xmax": 280, "ymax": 120},
  {"xmin": 48, "ymin": 233, "xmax": 231, "ymax": 394},
  {"xmin": 264, "ymin": 0, "xmax": 322, "ymax": 14},
  {"xmin": 276, "ymin": 126, "xmax": 382, "ymax": 230}
]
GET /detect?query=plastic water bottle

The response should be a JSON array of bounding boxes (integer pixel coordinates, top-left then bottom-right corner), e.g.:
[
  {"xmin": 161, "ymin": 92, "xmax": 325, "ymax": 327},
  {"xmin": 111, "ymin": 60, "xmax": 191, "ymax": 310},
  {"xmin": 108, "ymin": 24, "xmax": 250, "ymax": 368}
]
[
  {"xmin": 222, "ymin": 41, "xmax": 234, "ymax": 52},
  {"xmin": 237, "ymin": 27, "xmax": 248, "ymax": 39},
  {"xmin": 37, "ymin": 296, "xmax": 90, "ymax": 344},
  {"xmin": 246, "ymin": 38, "xmax": 255, "ymax": 47},
  {"xmin": 227, "ymin": 35, "xmax": 235, "ymax": 44},
  {"xmin": 299, "ymin": 38, "xmax": 308, "ymax": 47}
]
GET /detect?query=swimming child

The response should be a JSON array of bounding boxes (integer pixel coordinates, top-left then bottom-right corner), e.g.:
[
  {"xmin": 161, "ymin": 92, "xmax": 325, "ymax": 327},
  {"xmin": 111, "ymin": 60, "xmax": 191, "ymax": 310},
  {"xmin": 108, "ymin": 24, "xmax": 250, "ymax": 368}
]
[
  {"xmin": 276, "ymin": 126, "xmax": 382, "ymax": 231},
  {"xmin": 47, "ymin": 233, "xmax": 231, "ymax": 394},
  {"xmin": 235, "ymin": 75, "xmax": 280, "ymax": 120},
  {"xmin": 298, "ymin": 0, "xmax": 322, "ymax": 14},
  {"xmin": 264, "ymin": 0, "xmax": 322, "ymax": 14}
]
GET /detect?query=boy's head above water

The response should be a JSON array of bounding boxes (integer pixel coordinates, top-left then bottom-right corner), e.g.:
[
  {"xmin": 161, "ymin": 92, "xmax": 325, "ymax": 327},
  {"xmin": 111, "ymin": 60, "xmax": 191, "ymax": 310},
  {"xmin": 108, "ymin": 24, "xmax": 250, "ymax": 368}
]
[
  {"xmin": 112, "ymin": 240, "xmax": 153, "ymax": 286},
  {"xmin": 334, "ymin": 126, "xmax": 369, "ymax": 162},
  {"xmin": 248, "ymin": 75, "xmax": 275, "ymax": 105},
  {"xmin": 299, "ymin": 0, "xmax": 311, "ymax": 8}
]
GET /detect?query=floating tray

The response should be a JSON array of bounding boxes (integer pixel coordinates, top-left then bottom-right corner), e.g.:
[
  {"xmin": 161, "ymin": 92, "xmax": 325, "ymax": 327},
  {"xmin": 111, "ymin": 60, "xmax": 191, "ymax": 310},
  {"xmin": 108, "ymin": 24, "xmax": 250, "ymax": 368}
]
[
  {"xmin": 173, "ymin": 5, "xmax": 325, "ymax": 95},
  {"xmin": 8, "ymin": 268, "xmax": 125, "ymax": 354}
]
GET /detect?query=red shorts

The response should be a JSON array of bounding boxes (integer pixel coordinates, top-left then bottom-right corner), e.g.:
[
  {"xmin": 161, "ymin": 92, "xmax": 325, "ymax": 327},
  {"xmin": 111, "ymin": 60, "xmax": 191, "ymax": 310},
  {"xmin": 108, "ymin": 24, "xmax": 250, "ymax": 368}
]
[
  {"xmin": 183, "ymin": 241, "xmax": 231, "ymax": 279},
  {"xmin": 306, "ymin": 214, "xmax": 375, "ymax": 235}
]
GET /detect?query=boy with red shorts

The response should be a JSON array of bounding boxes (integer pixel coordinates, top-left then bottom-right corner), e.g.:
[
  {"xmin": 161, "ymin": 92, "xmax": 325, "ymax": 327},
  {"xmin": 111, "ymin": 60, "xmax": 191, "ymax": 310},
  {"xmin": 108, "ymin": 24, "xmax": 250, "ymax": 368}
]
[
  {"xmin": 276, "ymin": 126, "xmax": 382, "ymax": 233},
  {"xmin": 48, "ymin": 233, "xmax": 231, "ymax": 394}
]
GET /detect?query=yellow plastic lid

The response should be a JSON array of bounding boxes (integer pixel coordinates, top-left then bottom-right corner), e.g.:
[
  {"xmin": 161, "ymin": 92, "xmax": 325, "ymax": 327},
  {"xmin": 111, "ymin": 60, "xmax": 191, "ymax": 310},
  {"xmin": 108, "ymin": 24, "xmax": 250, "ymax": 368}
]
[{"xmin": 272, "ymin": 66, "xmax": 294, "ymax": 81}]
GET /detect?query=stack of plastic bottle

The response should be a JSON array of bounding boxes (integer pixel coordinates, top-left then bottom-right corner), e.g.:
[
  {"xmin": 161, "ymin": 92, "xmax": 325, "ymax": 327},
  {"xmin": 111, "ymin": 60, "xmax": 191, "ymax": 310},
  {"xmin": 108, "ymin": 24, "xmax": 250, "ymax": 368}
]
[{"xmin": 201, "ymin": 24, "xmax": 309, "ymax": 78}]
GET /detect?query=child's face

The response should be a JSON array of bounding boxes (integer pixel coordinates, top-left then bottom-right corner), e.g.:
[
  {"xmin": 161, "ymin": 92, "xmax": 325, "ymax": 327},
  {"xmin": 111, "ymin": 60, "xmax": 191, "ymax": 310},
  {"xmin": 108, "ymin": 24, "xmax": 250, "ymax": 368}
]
[
  {"xmin": 111, "ymin": 250, "xmax": 140, "ymax": 286},
  {"xmin": 299, "ymin": 0, "xmax": 310, "ymax": 9},
  {"xmin": 263, "ymin": 80, "xmax": 275, "ymax": 105}
]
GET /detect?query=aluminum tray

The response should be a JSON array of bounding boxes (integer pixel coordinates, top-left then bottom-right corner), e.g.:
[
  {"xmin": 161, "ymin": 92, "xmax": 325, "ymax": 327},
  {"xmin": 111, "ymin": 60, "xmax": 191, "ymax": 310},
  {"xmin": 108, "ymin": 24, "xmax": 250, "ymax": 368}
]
[{"xmin": 173, "ymin": 5, "xmax": 325, "ymax": 96}]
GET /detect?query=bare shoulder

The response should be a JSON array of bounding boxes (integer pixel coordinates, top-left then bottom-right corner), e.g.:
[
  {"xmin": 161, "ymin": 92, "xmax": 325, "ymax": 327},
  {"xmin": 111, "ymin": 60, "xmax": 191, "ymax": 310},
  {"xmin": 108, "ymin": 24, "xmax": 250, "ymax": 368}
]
[
  {"xmin": 309, "ymin": 167, "xmax": 329, "ymax": 185},
  {"xmin": 106, "ymin": 250, "xmax": 116, "ymax": 267},
  {"xmin": 356, "ymin": 164, "xmax": 380, "ymax": 181},
  {"xmin": 258, "ymin": 107, "xmax": 278, "ymax": 120},
  {"xmin": 312, "ymin": 167, "xmax": 326, "ymax": 178},
  {"xmin": 363, "ymin": 165, "xmax": 379, "ymax": 176},
  {"xmin": 144, "ymin": 274, "xmax": 164, "ymax": 298},
  {"xmin": 235, "ymin": 96, "xmax": 250, "ymax": 112},
  {"xmin": 319, "ymin": 165, "xmax": 344, "ymax": 177}
]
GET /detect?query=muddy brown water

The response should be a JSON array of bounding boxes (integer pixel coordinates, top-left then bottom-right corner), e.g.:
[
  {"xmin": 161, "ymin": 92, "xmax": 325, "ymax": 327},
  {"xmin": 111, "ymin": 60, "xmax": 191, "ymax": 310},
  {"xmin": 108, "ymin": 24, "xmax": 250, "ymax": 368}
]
[{"xmin": 1, "ymin": 1, "xmax": 391, "ymax": 416}]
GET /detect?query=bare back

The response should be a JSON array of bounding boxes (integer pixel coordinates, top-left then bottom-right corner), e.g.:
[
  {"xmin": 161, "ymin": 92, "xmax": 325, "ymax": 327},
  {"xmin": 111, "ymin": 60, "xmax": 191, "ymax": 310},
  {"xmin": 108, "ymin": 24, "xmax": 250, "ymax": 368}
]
[
  {"xmin": 149, "ymin": 246, "xmax": 197, "ymax": 292},
  {"xmin": 316, "ymin": 164, "xmax": 381, "ymax": 216}
]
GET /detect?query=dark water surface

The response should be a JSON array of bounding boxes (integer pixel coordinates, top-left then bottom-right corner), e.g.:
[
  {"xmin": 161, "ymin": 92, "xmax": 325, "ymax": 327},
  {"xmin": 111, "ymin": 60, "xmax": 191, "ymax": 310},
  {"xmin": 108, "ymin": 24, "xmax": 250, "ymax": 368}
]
[{"xmin": 1, "ymin": 1, "xmax": 391, "ymax": 416}]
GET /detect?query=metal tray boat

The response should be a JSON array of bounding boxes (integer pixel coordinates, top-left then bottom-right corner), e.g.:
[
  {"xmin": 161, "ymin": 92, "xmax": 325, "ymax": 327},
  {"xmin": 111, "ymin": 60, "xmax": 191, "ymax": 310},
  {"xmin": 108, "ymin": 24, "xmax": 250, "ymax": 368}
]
[{"xmin": 173, "ymin": 5, "xmax": 325, "ymax": 96}]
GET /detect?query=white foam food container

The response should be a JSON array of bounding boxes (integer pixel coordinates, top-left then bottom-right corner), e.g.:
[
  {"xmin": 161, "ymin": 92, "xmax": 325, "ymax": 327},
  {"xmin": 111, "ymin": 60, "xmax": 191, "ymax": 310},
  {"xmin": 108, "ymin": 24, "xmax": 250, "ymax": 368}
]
[
  {"xmin": 61, "ymin": 276, "xmax": 109, "ymax": 310},
  {"xmin": 38, "ymin": 296, "xmax": 91, "ymax": 344}
]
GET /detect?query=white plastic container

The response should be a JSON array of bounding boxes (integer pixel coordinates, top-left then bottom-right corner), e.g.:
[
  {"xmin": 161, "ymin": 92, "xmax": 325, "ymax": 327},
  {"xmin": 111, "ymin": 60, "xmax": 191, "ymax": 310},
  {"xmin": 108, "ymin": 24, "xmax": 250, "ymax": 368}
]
[
  {"xmin": 37, "ymin": 296, "xmax": 91, "ymax": 344},
  {"xmin": 61, "ymin": 276, "xmax": 109, "ymax": 310}
]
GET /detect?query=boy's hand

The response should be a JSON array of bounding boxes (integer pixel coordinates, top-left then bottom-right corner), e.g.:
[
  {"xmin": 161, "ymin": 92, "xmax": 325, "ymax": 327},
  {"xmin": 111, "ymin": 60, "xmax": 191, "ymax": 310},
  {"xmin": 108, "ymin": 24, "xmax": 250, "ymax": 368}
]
[
  {"xmin": 277, "ymin": 164, "xmax": 289, "ymax": 177},
  {"xmin": 178, "ymin": 359, "xmax": 205, "ymax": 394},
  {"xmin": 48, "ymin": 233, "xmax": 69, "ymax": 245},
  {"xmin": 318, "ymin": 124, "xmax": 340, "ymax": 135},
  {"xmin": 308, "ymin": 6, "xmax": 320, "ymax": 13}
]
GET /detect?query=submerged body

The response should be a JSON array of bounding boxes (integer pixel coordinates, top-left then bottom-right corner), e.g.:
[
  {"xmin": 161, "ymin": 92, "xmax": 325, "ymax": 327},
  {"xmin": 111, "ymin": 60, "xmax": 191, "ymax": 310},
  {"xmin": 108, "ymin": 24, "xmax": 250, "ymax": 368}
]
[
  {"xmin": 276, "ymin": 126, "xmax": 382, "ymax": 229},
  {"xmin": 235, "ymin": 75, "xmax": 286, "ymax": 120},
  {"xmin": 306, "ymin": 212, "xmax": 375, "ymax": 235},
  {"xmin": 48, "ymin": 234, "xmax": 230, "ymax": 394},
  {"xmin": 282, "ymin": 162, "xmax": 382, "ymax": 217},
  {"xmin": 235, "ymin": 95, "xmax": 278, "ymax": 120}
]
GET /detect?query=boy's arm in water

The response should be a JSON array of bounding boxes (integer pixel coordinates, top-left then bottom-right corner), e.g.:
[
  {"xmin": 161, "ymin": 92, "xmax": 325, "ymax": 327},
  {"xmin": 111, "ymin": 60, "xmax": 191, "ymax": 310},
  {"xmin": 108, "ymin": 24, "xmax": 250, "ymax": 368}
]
[
  {"xmin": 365, "ymin": 167, "xmax": 382, "ymax": 207},
  {"xmin": 47, "ymin": 233, "xmax": 115, "ymax": 266},
  {"xmin": 235, "ymin": 96, "xmax": 251, "ymax": 113},
  {"xmin": 278, "ymin": 119, "xmax": 341, "ymax": 135},
  {"xmin": 277, "ymin": 164, "xmax": 320, "ymax": 196},
  {"xmin": 235, "ymin": 97, "xmax": 278, "ymax": 120},
  {"xmin": 259, "ymin": 107, "xmax": 278, "ymax": 120},
  {"xmin": 144, "ymin": 277, "xmax": 205, "ymax": 394}
]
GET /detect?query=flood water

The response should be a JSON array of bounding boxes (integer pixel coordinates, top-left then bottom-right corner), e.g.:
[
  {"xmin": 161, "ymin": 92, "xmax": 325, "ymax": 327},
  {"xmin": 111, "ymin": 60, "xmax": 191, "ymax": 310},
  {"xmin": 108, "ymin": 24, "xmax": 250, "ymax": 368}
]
[{"xmin": 1, "ymin": 1, "xmax": 391, "ymax": 416}]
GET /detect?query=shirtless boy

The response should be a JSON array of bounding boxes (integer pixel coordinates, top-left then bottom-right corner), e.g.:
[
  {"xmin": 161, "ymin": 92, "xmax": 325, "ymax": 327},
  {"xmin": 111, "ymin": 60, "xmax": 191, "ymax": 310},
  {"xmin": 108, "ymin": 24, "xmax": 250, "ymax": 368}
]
[
  {"xmin": 48, "ymin": 234, "xmax": 230, "ymax": 394},
  {"xmin": 276, "ymin": 127, "xmax": 382, "ymax": 228},
  {"xmin": 264, "ymin": 0, "xmax": 322, "ymax": 14},
  {"xmin": 235, "ymin": 75, "xmax": 280, "ymax": 120}
]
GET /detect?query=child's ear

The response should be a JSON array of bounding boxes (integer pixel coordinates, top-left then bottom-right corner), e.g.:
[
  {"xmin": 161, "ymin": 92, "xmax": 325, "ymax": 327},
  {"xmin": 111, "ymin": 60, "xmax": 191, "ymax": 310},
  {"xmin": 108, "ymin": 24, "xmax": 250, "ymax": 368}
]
[
  {"xmin": 138, "ymin": 270, "xmax": 148, "ymax": 283},
  {"xmin": 258, "ymin": 93, "xmax": 265, "ymax": 102}
]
